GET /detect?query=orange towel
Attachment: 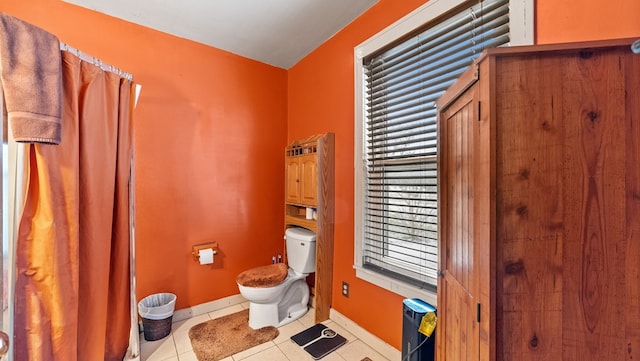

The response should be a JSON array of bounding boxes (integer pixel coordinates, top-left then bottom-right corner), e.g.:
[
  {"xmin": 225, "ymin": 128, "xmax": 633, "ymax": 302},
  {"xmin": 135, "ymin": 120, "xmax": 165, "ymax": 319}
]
[{"xmin": 0, "ymin": 13, "xmax": 62, "ymax": 144}]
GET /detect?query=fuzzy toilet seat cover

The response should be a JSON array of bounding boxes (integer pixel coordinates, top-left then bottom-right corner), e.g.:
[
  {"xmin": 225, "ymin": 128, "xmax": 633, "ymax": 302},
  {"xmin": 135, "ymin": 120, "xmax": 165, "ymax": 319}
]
[{"xmin": 236, "ymin": 263, "xmax": 288, "ymax": 288}]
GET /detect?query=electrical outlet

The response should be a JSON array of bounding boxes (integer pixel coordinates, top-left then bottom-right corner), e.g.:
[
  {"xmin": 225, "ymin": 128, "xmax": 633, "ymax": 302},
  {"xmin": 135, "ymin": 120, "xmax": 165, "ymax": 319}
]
[{"xmin": 342, "ymin": 281, "xmax": 349, "ymax": 297}]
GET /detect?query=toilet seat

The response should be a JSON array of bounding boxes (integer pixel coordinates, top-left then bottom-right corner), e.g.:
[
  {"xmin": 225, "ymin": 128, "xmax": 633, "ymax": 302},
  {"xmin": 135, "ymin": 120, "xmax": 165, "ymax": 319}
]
[{"xmin": 236, "ymin": 263, "xmax": 288, "ymax": 288}]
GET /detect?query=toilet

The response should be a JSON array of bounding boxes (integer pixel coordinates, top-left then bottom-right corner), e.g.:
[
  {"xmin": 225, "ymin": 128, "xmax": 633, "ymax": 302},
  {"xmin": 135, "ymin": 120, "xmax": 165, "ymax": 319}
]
[{"xmin": 236, "ymin": 227, "xmax": 316, "ymax": 329}]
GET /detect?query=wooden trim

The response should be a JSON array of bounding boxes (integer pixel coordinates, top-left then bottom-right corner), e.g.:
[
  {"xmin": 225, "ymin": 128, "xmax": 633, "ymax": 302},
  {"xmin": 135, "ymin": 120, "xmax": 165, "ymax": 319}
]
[
  {"xmin": 475, "ymin": 37, "xmax": 639, "ymax": 63},
  {"xmin": 477, "ymin": 54, "xmax": 497, "ymax": 361},
  {"xmin": 436, "ymin": 63, "xmax": 479, "ymax": 111},
  {"xmin": 315, "ymin": 133, "xmax": 335, "ymax": 323}
]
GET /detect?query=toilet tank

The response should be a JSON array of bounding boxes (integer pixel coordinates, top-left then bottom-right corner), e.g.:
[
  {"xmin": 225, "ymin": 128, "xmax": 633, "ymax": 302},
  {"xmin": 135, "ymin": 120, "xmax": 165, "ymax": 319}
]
[{"xmin": 285, "ymin": 227, "xmax": 316, "ymax": 274}]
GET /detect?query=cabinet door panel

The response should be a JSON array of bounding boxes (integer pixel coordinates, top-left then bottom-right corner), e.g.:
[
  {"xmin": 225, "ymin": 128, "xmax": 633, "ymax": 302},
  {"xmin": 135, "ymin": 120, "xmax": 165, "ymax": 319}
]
[
  {"xmin": 285, "ymin": 157, "xmax": 301, "ymax": 204},
  {"xmin": 440, "ymin": 273, "xmax": 479, "ymax": 361},
  {"xmin": 438, "ymin": 84, "xmax": 480, "ymax": 361},
  {"xmin": 299, "ymin": 155, "xmax": 317, "ymax": 206}
]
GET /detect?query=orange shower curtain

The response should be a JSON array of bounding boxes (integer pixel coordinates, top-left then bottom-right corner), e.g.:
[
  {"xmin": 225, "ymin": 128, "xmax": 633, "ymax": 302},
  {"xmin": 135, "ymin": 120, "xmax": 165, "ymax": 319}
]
[{"xmin": 13, "ymin": 51, "xmax": 134, "ymax": 360}]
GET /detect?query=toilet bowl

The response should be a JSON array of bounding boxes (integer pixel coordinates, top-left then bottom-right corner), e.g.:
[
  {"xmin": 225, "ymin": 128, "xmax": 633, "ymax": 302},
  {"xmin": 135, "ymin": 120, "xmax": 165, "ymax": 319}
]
[
  {"xmin": 237, "ymin": 266, "xmax": 310, "ymax": 329},
  {"xmin": 236, "ymin": 227, "xmax": 316, "ymax": 329}
]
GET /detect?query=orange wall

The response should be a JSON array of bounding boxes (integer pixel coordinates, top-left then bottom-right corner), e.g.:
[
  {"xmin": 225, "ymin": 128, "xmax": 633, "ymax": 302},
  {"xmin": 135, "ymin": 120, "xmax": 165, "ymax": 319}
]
[
  {"xmin": 536, "ymin": 0, "xmax": 640, "ymax": 44},
  {"xmin": 0, "ymin": 0, "xmax": 288, "ymax": 309},
  {"xmin": 289, "ymin": 0, "xmax": 640, "ymax": 350}
]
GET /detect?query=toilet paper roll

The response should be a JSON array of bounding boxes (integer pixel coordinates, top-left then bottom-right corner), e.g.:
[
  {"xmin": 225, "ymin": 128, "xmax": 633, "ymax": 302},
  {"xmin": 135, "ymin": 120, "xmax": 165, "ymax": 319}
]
[
  {"xmin": 306, "ymin": 207, "xmax": 313, "ymax": 220},
  {"xmin": 198, "ymin": 248, "xmax": 214, "ymax": 265}
]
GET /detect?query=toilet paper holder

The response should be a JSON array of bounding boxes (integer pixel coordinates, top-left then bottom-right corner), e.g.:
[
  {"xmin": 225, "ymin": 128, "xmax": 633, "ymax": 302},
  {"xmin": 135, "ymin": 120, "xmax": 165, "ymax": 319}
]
[{"xmin": 192, "ymin": 242, "xmax": 219, "ymax": 262}]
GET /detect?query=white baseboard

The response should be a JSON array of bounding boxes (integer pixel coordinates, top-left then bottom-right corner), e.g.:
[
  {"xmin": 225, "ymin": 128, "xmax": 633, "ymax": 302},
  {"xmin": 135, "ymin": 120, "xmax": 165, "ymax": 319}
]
[
  {"xmin": 330, "ymin": 308, "xmax": 401, "ymax": 360},
  {"xmin": 172, "ymin": 294, "xmax": 247, "ymax": 323}
]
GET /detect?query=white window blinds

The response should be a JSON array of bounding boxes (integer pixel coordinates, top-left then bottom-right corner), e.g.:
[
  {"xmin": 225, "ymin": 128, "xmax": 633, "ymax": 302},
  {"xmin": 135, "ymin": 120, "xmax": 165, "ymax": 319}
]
[{"xmin": 362, "ymin": 0, "xmax": 510, "ymax": 288}]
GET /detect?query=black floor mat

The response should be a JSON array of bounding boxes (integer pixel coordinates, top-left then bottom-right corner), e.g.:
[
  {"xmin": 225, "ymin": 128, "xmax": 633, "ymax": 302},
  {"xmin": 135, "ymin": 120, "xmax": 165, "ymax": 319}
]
[{"xmin": 291, "ymin": 323, "xmax": 347, "ymax": 360}]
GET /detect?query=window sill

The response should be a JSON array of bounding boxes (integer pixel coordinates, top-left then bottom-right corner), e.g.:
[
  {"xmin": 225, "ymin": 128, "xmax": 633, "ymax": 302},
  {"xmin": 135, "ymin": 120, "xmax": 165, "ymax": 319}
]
[{"xmin": 354, "ymin": 265, "xmax": 437, "ymax": 307}]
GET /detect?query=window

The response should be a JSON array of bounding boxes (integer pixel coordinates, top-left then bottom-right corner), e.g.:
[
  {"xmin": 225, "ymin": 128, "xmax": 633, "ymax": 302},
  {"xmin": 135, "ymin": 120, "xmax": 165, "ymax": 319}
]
[{"xmin": 354, "ymin": 0, "xmax": 533, "ymax": 301}]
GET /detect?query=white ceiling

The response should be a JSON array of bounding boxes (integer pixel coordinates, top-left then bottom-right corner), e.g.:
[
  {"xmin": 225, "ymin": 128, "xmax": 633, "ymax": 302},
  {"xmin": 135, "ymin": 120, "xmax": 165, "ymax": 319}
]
[{"xmin": 62, "ymin": 0, "xmax": 380, "ymax": 69}]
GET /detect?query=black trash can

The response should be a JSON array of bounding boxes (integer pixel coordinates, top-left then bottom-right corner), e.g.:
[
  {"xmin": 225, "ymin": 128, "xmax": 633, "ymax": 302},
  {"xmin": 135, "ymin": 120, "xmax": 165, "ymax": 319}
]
[
  {"xmin": 138, "ymin": 293, "xmax": 177, "ymax": 341},
  {"xmin": 402, "ymin": 298, "xmax": 436, "ymax": 361}
]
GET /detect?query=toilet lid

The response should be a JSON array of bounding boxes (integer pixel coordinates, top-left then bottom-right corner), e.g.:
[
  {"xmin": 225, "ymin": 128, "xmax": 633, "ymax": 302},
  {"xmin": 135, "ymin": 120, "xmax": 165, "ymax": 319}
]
[{"xmin": 236, "ymin": 263, "xmax": 288, "ymax": 288}]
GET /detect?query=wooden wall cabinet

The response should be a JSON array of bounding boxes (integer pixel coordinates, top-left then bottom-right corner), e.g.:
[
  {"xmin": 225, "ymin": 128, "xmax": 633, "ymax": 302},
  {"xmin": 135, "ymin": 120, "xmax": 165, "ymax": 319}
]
[
  {"xmin": 284, "ymin": 133, "xmax": 335, "ymax": 323},
  {"xmin": 436, "ymin": 39, "xmax": 640, "ymax": 361},
  {"xmin": 285, "ymin": 154, "xmax": 318, "ymax": 206}
]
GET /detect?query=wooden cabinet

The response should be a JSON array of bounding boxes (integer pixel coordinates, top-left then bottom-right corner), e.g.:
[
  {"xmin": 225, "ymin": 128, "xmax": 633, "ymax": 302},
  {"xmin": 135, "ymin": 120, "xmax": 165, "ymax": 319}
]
[
  {"xmin": 285, "ymin": 154, "xmax": 317, "ymax": 206},
  {"xmin": 284, "ymin": 133, "xmax": 335, "ymax": 323},
  {"xmin": 436, "ymin": 39, "xmax": 640, "ymax": 361}
]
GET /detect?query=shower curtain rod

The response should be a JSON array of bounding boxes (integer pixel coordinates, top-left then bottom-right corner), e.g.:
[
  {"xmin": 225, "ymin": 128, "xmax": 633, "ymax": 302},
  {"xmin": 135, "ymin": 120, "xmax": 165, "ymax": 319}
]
[{"xmin": 60, "ymin": 42, "xmax": 133, "ymax": 81}]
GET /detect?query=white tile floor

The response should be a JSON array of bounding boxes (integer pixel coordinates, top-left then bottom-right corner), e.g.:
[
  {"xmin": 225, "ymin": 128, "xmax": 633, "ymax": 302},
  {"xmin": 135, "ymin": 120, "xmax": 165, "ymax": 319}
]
[{"xmin": 139, "ymin": 302, "xmax": 391, "ymax": 361}]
